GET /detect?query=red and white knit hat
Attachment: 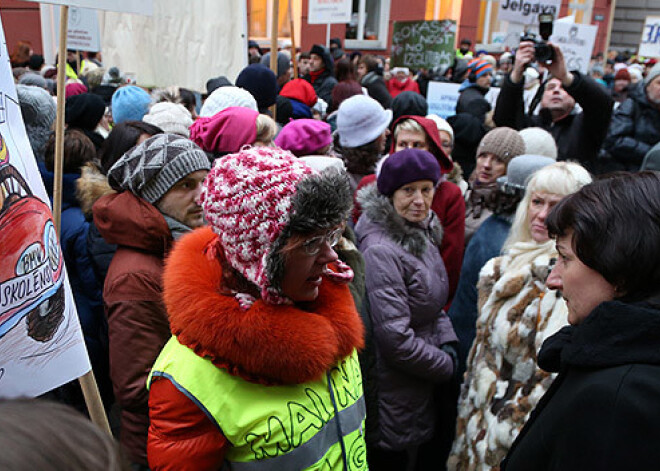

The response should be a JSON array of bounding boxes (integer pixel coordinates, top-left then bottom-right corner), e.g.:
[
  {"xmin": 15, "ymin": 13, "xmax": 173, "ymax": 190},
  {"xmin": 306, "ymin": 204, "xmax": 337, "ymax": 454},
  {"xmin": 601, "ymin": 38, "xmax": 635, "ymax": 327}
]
[{"xmin": 200, "ymin": 146, "xmax": 315, "ymax": 304}]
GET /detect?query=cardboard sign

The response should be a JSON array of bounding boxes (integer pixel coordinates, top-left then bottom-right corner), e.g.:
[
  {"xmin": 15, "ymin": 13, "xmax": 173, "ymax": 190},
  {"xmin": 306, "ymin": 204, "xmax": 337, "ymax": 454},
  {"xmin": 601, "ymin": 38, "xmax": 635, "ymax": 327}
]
[
  {"xmin": 52, "ymin": 6, "xmax": 100, "ymax": 52},
  {"xmin": 639, "ymin": 16, "xmax": 660, "ymax": 58},
  {"xmin": 308, "ymin": 0, "xmax": 352, "ymax": 25},
  {"xmin": 0, "ymin": 14, "xmax": 91, "ymax": 398},
  {"xmin": 498, "ymin": 0, "xmax": 560, "ymax": 25},
  {"xmin": 23, "ymin": 0, "xmax": 152, "ymax": 15},
  {"xmin": 391, "ymin": 20, "xmax": 456, "ymax": 69},
  {"xmin": 550, "ymin": 22, "xmax": 598, "ymax": 74},
  {"xmin": 427, "ymin": 82, "xmax": 500, "ymax": 119}
]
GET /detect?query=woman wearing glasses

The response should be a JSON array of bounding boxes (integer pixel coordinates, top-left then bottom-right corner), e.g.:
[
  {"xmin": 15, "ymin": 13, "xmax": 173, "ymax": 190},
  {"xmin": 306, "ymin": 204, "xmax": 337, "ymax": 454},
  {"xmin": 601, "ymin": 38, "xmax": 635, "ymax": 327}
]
[
  {"xmin": 146, "ymin": 146, "xmax": 366, "ymax": 470},
  {"xmin": 356, "ymin": 148, "xmax": 458, "ymax": 470}
]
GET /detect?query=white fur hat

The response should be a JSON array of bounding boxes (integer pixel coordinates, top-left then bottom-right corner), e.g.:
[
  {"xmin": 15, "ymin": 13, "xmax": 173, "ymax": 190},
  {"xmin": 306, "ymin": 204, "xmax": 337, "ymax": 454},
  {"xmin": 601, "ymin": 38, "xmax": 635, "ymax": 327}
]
[{"xmin": 519, "ymin": 127, "xmax": 557, "ymax": 160}]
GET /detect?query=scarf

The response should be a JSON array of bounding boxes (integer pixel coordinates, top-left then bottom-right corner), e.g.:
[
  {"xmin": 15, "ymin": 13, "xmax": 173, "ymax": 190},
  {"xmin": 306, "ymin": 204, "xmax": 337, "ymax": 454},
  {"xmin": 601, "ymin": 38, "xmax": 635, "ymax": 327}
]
[{"xmin": 309, "ymin": 68, "xmax": 325, "ymax": 84}]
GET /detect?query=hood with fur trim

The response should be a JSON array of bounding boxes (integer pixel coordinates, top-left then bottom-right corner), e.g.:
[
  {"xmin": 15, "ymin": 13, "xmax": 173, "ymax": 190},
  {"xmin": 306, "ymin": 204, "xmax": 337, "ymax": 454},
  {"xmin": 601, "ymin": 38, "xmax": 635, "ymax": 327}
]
[
  {"xmin": 163, "ymin": 227, "xmax": 364, "ymax": 385},
  {"xmin": 76, "ymin": 162, "xmax": 115, "ymax": 217},
  {"xmin": 356, "ymin": 183, "xmax": 442, "ymax": 258}
]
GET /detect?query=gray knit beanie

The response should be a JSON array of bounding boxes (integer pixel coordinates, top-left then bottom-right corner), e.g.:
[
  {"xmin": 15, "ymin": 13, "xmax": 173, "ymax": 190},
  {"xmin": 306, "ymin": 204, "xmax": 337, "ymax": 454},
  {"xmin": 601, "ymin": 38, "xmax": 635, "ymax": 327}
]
[
  {"xmin": 16, "ymin": 84, "xmax": 56, "ymax": 161},
  {"xmin": 645, "ymin": 63, "xmax": 660, "ymax": 88},
  {"xmin": 107, "ymin": 133, "xmax": 210, "ymax": 203},
  {"xmin": 477, "ymin": 127, "xmax": 525, "ymax": 165}
]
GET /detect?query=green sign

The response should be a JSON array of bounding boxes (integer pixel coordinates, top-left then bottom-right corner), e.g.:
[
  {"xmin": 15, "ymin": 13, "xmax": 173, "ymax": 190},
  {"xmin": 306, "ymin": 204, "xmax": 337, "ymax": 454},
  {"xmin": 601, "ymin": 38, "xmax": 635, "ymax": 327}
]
[{"xmin": 391, "ymin": 20, "xmax": 457, "ymax": 69}]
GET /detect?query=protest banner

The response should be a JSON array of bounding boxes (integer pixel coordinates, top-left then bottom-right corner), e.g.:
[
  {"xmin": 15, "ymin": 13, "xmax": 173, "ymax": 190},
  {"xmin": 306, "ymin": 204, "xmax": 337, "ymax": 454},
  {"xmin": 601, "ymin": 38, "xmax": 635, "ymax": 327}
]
[
  {"xmin": 639, "ymin": 16, "xmax": 660, "ymax": 58},
  {"xmin": 308, "ymin": 0, "xmax": 352, "ymax": 24},
  {"xmin": 427, "ymin": 82, "xmax": 500, "ymax": 119},
  {"xmin": 550, "ymin": 21, "xmax": 597, "ymax": 74},
  {"xmin": 391, "ymin": 20, "xmax": 456, "ymax": 69},
  {"xmin": 497, "ymin": 0, "xmax": 560, "ymax": 25},
  {"xmin": 25, "ymin": 0, "xmax": 152, "ymax": 15},
  {"xmin": 50, "ymin": 6, "xmax": 100, "ymax": 52},
  {"xmin": 0, "ymin": 14, "xmax": 90, "ymax": 400}
]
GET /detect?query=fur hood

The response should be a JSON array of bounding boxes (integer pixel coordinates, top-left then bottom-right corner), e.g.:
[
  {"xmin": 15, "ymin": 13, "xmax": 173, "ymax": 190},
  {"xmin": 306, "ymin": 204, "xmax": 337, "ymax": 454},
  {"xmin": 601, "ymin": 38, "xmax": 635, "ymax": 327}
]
[
  {"xmin": 76, "ymin": 162, "xmax": 115, "ymax": 217},
  {"xmin": 356, "ymin": 183, "xmax": 443, "ymax": 258},
  {"xmin": 162, "ymin": 227, "xmax": 364, "ymax": 385}
]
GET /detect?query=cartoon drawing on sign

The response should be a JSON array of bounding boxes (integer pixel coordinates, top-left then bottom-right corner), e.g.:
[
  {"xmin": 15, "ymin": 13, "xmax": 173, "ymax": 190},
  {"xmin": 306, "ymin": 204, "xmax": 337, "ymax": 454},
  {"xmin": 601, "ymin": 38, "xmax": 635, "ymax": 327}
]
[{"xmin": 0, "ymin": 132, "xmax": 65, "ymax": 344}]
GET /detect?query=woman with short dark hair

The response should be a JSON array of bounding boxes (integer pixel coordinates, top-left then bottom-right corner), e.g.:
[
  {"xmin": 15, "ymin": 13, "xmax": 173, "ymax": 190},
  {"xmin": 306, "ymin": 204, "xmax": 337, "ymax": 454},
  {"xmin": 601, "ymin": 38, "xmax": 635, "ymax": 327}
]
[{"xmin": 501, "ymin": 171, "xmax": 660, "ymax": 470}]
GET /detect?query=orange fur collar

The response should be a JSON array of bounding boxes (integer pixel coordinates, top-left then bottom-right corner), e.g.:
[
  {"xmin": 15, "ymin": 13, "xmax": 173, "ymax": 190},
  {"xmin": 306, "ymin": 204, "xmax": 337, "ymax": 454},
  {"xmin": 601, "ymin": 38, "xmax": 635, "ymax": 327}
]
[{"xmin": 163, "ymin": 227, "xmax": 365, "ymax": 385}]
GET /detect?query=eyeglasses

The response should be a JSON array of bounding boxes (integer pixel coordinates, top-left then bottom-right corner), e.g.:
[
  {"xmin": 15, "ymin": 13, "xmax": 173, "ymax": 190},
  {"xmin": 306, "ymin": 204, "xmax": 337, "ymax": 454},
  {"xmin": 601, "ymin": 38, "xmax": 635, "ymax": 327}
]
[{"xmin": 301, "ymin": 227, "xmax": 343, "ymax": 256}]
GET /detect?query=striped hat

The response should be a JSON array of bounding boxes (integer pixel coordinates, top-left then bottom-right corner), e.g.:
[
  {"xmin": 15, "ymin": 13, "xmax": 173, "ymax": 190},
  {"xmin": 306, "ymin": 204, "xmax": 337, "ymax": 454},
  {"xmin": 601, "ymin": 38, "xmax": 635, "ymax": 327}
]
[{"xmin": 469, "ymin": 58, "xmax": 494, "ymax": 79}]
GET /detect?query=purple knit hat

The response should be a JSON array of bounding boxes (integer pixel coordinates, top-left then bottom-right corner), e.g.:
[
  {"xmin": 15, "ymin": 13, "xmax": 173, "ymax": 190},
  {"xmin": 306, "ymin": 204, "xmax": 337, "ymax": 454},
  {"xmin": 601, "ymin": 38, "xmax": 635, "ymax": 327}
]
[
  {"xmin": 377, "ymin": 148, "xmax": 441, "ymax": 196},
  {"xmin": 274, "ymin": 119, "xmax": 332, "ymax": 157}
]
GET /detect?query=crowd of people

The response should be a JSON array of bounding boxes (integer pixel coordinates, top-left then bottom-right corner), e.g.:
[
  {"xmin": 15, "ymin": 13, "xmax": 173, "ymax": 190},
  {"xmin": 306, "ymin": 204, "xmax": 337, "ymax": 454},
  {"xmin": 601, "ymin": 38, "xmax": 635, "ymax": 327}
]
[{"xmin": 6, "ymin": 36, "xmax": 660, "ymax": 470}]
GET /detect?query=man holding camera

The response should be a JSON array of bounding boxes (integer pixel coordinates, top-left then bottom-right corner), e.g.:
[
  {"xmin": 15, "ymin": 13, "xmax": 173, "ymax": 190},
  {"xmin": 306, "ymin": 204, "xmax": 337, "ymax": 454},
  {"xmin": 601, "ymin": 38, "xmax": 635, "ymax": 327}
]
[{"xmin": 493, "ymin": 41, "xmax": 613, "ymax": 171}]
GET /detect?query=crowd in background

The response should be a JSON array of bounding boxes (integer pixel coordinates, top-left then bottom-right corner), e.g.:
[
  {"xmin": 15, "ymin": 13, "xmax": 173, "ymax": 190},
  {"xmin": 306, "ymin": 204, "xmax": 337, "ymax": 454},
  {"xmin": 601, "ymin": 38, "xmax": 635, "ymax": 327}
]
[{"xmin": 5, "ymin": 34, "xmax": 660, "ymax": 471}]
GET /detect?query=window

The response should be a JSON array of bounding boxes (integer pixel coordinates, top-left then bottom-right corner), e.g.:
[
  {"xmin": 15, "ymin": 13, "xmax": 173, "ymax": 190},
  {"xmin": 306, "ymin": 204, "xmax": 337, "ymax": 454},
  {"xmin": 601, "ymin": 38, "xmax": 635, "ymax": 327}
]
[
  {"xmin": 248, "ymin": 0, "xmax": 300, "ymax": 44},
  {"xmin": 345, "ymin": 0, "xmax": 391, "ymax": 50}
]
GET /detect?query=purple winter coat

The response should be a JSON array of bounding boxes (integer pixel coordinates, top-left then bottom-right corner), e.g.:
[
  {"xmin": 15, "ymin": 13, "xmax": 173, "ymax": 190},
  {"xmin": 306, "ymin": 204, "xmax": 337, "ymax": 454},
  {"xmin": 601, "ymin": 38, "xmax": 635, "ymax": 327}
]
[{"xmin": 355, "ymin": 184, "xmax": 458, "ymax": 451}]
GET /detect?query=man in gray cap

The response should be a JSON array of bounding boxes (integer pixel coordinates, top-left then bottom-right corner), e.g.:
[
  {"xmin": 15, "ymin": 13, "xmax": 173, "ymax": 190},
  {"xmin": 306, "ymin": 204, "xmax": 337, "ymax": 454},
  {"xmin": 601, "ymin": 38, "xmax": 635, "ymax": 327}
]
[
  {"xmin": 92, "ymin": 133, "xmax": 210, "ymax": 469},
  {"xmin": 602, "ymin": 62, "xmax": 660, "ymax": 171}
]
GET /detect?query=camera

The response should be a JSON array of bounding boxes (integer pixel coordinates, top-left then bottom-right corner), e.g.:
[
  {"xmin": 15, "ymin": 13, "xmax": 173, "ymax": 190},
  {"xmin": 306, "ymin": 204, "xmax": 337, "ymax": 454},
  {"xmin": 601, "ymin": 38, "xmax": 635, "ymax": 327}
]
[{"xmin": 520, "ymin": 13, "xmax": 555, "ymax": 63}]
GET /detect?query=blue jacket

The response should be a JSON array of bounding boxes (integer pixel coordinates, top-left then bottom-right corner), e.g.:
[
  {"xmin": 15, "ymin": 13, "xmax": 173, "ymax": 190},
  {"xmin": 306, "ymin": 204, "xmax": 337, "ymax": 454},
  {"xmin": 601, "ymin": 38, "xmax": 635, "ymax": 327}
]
[
  {"xmin": 38, "ymin": 162, "xmax": 112, "ymax": 405},
  {"xmin": 448, "ymin": 213, "xmax": 511, "ymax": 375}
]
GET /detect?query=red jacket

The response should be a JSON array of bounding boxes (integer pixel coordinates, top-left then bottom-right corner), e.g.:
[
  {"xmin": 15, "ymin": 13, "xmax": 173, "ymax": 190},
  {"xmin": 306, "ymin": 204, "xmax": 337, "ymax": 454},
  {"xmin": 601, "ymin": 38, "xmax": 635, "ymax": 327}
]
[
  {"xmin": 93, "ymin": 191, "xmax": 174, "ymax": 466},
  {"xmin": 386, "ymin": 77, "xmax": 420, "ymax": 99},
  {"xmin": 148, "ymin": 228, "xmax": 364, "ymax": 470}
]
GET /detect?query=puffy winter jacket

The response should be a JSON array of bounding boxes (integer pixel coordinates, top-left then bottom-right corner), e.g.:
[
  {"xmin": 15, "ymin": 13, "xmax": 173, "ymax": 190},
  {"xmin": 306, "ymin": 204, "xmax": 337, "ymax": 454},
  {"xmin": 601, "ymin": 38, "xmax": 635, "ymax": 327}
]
[
  {"xmin": 602, "ymin": 82, "xmax": 660, "ymax": 171},
  {"xmin": 356, "ymin": 184, "xmax": 457, "ymax": 451}
]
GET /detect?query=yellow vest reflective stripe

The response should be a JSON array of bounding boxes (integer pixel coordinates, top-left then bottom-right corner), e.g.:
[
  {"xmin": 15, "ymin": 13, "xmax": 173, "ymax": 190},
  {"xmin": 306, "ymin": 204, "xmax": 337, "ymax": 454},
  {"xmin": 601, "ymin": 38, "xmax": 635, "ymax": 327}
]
[{"xmin": 149, "ymin": 336, "xmax": 368, "ymax": 470}]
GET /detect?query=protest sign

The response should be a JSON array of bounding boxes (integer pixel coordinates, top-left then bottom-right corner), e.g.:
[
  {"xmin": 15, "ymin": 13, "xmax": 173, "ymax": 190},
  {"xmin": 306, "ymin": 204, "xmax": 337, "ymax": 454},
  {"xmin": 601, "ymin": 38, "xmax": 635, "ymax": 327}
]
[
  {"xmin": 427, "ymin": 82, "xmax": 500, "ymax": 119},
  {"xmin": 550, "ymin": 22, "xmax": 598, "ymax": 74},
  {"xmin": 498, "ymin": 0, "xmax": 560, "ymax": 25},
  {"xmin": 51, "ymin": 6, "xmax": 100, "ymax": 52},
  {"xmin": 24, "ymin": 0, "xmax": 152, "ymax": 15},
  {"xmin": 0, "ymin": 14, "xmax": 90, "ymax": 399},
  {"xmin": 391, "ymin": 20, "xmax": 456, "ymax": 69},
  {"xmin": 308, "ymin": 0, "xmax": 352, "ymax": 24},
  {"xmin": 639, "ymin": 16, "xmax": 660, "ymax": 58}
]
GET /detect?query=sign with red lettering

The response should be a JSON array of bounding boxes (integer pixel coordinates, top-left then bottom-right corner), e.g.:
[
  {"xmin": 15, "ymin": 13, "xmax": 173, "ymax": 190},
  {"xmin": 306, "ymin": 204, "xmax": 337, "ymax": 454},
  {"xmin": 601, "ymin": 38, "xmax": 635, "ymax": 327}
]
[{"xmin": 0, "ymin": 13, "xmax": 90, "ymax": 398}]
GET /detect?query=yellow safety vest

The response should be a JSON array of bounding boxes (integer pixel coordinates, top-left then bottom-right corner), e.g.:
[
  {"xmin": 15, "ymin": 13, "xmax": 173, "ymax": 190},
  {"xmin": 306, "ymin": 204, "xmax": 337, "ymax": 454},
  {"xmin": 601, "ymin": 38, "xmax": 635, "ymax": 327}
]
[{"xmin": 149, "ymin": 336, "xmax": 368, "ymax": 470}]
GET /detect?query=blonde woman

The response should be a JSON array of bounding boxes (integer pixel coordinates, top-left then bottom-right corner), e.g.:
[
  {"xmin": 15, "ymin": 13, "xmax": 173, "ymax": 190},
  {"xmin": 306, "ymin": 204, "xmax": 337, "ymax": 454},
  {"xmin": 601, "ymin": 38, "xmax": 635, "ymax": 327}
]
[{"xmin": 448, "ymin": 162, "xmax": 592, "ymax": 470}]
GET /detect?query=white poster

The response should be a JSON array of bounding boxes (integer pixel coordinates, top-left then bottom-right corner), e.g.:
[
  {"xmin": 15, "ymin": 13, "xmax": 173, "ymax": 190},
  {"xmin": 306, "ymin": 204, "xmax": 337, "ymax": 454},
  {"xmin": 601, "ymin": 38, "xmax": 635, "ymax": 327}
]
[
  {"xmin": 498, "ymin": 0, "xmax": 561, "ymax": 25},
  {"xmin": 427, "ymin": 82, "xmax": 500, "ymax": 119},
  {"xmin": 550, "ymin": 22, "xmax": 598, "ymax": 74},
  {"xmin": 99, "ymin": 0, "xmax": 247, "ymax": 92},
  {"xmin": 639, "ymin": 16, "xmax": 660, "ymax": 58},
  {"xmin": 0, "ymin": 15, "xmax": 90, "ymax": 398},
  {"xmin": 24, "ymin": 0, "xmax": 152, "ymax": 16},
  {"xmin": 52, "ymin": 6, "xmax": 100, "ymax": 52},
  {"xmin": 308, "ymin": 0, "xmax": 352, "ymax": 25}
]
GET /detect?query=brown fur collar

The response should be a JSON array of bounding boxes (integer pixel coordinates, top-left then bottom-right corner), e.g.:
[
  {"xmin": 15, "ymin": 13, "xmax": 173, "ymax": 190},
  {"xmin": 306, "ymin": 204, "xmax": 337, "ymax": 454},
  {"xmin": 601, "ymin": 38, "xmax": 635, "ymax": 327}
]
[
  {"xmin": 76, "ymin": 162, "xmax": 114, "ymax": 217},
  {"xmin": 163, "ymin": 227, "xmax": 365, "ymax": 385}
]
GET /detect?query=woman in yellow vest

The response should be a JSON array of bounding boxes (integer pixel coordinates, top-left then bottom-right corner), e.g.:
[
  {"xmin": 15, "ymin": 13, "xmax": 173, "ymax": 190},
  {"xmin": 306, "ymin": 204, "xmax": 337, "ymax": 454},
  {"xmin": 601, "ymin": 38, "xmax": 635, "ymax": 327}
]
[{"xmin": 147, "ymin": 146, "xmax": 366, "ymax": 470}]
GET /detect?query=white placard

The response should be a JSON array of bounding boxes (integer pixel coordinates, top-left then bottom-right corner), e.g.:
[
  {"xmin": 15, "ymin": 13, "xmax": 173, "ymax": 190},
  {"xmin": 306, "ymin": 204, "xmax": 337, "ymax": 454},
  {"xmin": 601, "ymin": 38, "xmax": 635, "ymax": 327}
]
[
  {"xmin": 52, "ymin": 6, "xmax": 100, "ymax": 52},
  {"xmin": 639, "ymin": 16, "xmax": 660, "ymax": 58},
  {"xmin": 0, "ymin": 14, "xmax": 91, "ymax": 398},
  {"xmin": 550, "ymin": 22, "xmax": 598, "ymax": 74},
  {"xmin": 308, "ymin": 0, "xmax": 352, "ymax": 25},
  {"xmin": 427, "ymin": 82, "xmax": 500, "ymax": 119},
  {"xmin": 498, "ymin": 0, "xmax": 561, "ymax": 25},
  {"xmin": 23, "ymin": 0, "xmax": 152, "ymax": 15}
]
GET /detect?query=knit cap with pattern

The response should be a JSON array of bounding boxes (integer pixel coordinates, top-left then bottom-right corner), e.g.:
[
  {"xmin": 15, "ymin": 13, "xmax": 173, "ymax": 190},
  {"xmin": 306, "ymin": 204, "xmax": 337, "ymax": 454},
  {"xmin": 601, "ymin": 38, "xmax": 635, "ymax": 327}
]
[
  {"xmin": 199, "ymin": 86, "xmax": 258, "ymax": 117},
  {"xmin": 200, "ymin": 146, "xmax": 352, "ymax": 305},
  {"xmin": 17, "ymin": 84, "xmax": 56, "ymax": 161},
  {"xmin": 143, "ymin": 102, "xmax": 193, "ymax": 137},
  {"xmin": 107, "ymin": 133, "xmax": 210, "ymax": 204},
  {"xmin": 476, "ymin": 127, "xmax": 525, "ymax": 164}
]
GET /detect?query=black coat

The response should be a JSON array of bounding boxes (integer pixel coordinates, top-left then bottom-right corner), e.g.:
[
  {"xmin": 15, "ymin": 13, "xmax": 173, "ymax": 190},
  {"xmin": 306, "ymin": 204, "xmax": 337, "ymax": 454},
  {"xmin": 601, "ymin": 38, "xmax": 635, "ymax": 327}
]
[
  {"xmin": 456, "ymin": 83, "xmax": 491, "ymax": 123},
  {"xmin": 502, "ymin": 299, "xmax": 660, "ymax": 471},
  {"xmin": 304, "ymin": 46, "xmax": 338, "ymax": 109},
  {"xmin": 361, "ymin": 71, "xmax": 392, "ymax": 109},
  {"xmin": 601, "ymin": 83, "xmax": 660, "ymax": 171},
  {"xmin": 493, "ymin": 71, "xmax": 613, "ymax": 172}
]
